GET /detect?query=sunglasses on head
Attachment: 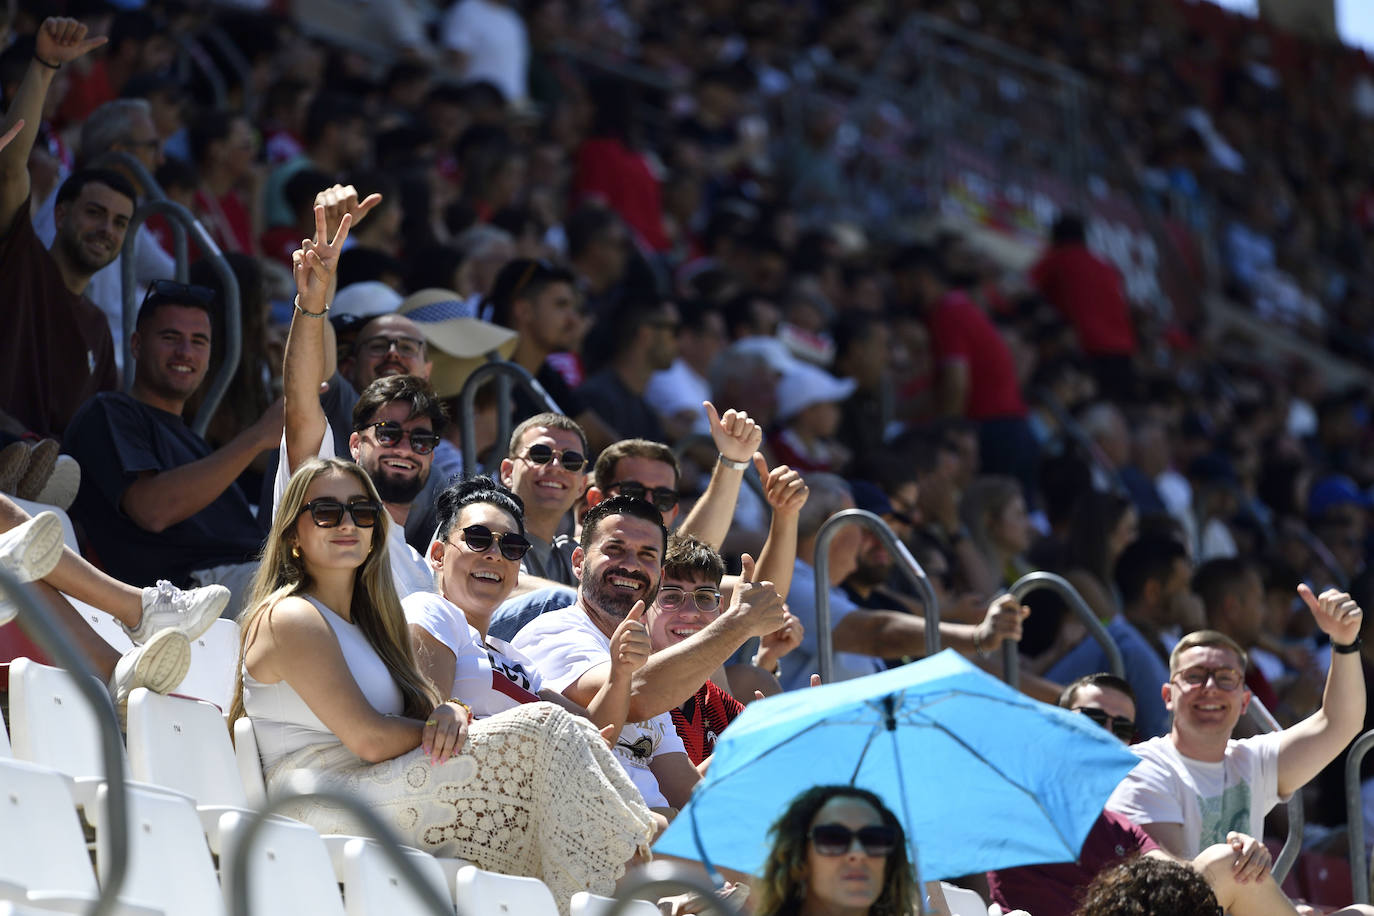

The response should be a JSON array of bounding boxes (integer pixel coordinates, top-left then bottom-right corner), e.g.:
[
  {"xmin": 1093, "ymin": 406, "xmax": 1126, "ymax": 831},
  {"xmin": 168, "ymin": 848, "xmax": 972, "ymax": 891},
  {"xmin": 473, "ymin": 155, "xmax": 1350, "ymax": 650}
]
[
  {"xmin": 141, "ymin": 279, "xmax": 216, "ymax": 311},
  {"xmin": 809, "ymin": 823, "xmax": 898, "ymax": 857},
  {"xmin": 298, "ymin": 498, "xmax": 383, "ymax": 528},
  {"xmin": 1073, "ymin": 707, "xmax": 1136, "ymax": 742},
  {"xmin": 357, "ymin": 421, "xmax": 440, "ymax": 455},
  {"xmin": 456, "ymin": 524, "xmax": 532, "ymax": 561},
  {"xmin": 656, "ymin": 585, "xmax": 722, "ymax": 613},
  {"xmin": 609, "ymin": 480, "xmax": 679, "ymax": 513},
  {"xmin": 522, "ymin": 442, "xmax": 587, "ymax": 473}
]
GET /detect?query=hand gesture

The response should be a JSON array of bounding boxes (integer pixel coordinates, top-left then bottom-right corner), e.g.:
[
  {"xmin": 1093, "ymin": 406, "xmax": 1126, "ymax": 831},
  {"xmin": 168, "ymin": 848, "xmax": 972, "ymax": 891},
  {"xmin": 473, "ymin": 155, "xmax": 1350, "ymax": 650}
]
[
  {"xmin": 421, "ymin": 700, "xmax": 471, "ymax": 765},
  {"xmin": 756, "ymin": 609, "xmax": 804, "ymax": 666},
  {"xmin": 757, "ymin": 455, "xmax": 809, "ymax": 517},
  {"xmin": 724, "ymin": 553, "xmax": 787, "ymax": 638},
  {"xmin": 1225, "ymin": 831, "xmax": 1272, "ymax": 884},
  {"xmin": 609, "ymin": 600, "xmax": 652, "ymax": 677},
  {"xmin": 315, "ymin": 183, "xmax": 382, "ymax": 242},
  {"xmin": 975, "ymin": 595, "xmax": 1030, "ymax": 652},
  {"xmin": 1297, "ymin": 584, "xmax": 1363, "ymax": 647},
  {"xmin": 292, "ymin": 203, "xmax": 352, "ymax": 313},
  {"xmin": 704, "ymin": 401, "xmax": 762, "ymax": 465},
  {"xmin": 35, "ymin": 18, "xmax": 107, "ymax": 68}
]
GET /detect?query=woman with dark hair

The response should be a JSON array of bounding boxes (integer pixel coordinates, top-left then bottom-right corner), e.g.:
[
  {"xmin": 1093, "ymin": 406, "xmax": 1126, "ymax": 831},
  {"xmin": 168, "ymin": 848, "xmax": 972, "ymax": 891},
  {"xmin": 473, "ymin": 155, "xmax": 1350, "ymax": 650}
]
[
  {"xmin": 754, "ymin": 785, "xmax": 918, "ymax": 916},
  {"xmin": 1073, "ymin": 856, "xmax": 1218, "ymax": 916},
  {"xmin": 231, "ymin": 457, "xmax": 656, "ymax": 911},
  {"xmin": 1057, "ymin": 490, "xmax": 1137, "ymax": 624}
]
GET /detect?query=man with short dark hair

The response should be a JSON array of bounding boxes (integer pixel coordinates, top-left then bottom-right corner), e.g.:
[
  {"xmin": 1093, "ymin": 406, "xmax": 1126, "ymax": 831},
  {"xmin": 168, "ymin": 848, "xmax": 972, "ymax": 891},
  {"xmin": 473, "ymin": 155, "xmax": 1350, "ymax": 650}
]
[
  {"xmin": 1117, "ymin": 535, "xmax": 1201, "ymax": 663},
  {"xmin": 497, "ymin": 411, "xmax": 590, "ymax": 587},
  {"xmin": 577, "ymin": 299, "xmax": 680, "ymax": 444}
]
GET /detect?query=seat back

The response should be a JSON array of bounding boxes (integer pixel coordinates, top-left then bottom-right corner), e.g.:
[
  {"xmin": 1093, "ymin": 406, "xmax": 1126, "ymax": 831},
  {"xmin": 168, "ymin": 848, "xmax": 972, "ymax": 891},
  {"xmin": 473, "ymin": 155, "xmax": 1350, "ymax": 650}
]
[
  {"xmin": 340, "ymin": 837, "xmax": 453, "ymax": 916},
  {"xmin": 9, "ymin": 656, "xmax": 119, "ymax": 779},
  {"xmin": 218, "ymin": 809, "xmax": 346, "ymax": 916},
  {"xmin": 175, "ymin": 618, "xmax": 240, "ymax": 711},
  {"xmin": 569, "ymin": 890, "xmax": 661, "ymax": 916},
  {"xmin": 0, "ymin": 701, "xmax": 10, "ymax": 757},
  {"xmin": 92, "ymin": 781, "xmax": 226, "ymax": 916},
  {"xmin": 126, "ymin": 688, "xmax": 247, "ymax": 808},
  {"xmin": 0, "ymin": 758, "xmax": 99, "ymax": 897},
  {"xmin": 454, "ymin": 865, "xmax": 560, "ymax": 916},
  {"xmin": 232, "ymin": 716, "xmax": 269, "ymax": 808},
  {"xmin": 939, "ymin": 881, "xmax": 990, "ymax": 916}
]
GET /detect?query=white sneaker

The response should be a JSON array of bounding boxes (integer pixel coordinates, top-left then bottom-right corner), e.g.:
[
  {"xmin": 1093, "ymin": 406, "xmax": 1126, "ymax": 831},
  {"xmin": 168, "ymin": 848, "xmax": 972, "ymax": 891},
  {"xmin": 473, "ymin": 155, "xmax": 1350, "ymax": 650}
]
[
  {"xmin": 124, "ymin": 580, "xmax": 228, "ymax": 645},
  {"xmin": 0, "ymin": 512, "xmax": 65, "ymax": 626},
  {"xmin": 108, "ymin": 627, "xmax": 191, "ymax": 724}
]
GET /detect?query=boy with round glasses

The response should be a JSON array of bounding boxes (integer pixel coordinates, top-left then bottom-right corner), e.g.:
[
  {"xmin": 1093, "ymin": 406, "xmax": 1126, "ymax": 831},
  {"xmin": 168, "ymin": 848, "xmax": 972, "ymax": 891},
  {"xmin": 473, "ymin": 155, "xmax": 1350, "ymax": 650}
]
[{"xmin": 1108, "ymin": 585, "xmax": 1367, "ymax": 863}]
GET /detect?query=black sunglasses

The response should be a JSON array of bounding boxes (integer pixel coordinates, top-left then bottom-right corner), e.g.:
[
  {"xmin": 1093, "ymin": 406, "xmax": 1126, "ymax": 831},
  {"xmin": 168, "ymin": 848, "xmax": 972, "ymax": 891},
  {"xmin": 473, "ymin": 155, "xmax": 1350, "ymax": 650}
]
[
  {"xmin": 1073, "ymin": 707, "xmax": 1136, "ymax": 742},
  {"xmin": 455, "ymin": 524, "xmax": 532, "ymax": 561},
  {"xmin": 356, "ymin": 421, "xmax": 441, "ymax": 455},
  {"xmin": 298, "ymin": 498, "xmax": 383, "ymax": 528},
  {"xmin": 809, "ymin": 823, "xmax": 898, "ymax": 857},
  {"xmin": 141, "ymin": 279, "xmax": 217, "ymax": 311},
  {"xmin": 522, "ymin": 442, "xmax": 587, "ymax": 473},
  {"xmin": 609, "ymin": 480, "xmax": 679, "ymax": 513}
]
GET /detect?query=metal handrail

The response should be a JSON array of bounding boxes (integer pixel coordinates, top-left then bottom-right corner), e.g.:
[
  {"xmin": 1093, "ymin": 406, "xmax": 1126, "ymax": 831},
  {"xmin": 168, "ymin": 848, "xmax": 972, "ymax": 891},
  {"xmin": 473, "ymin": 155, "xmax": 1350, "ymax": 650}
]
[
  {"xmin": 98, "ymin": 150, "xmax": 191, "ymax": 288},
  {"xmin": 601, "ymin": 861, "xmax": 742, "ymax": 916},
  {"xmin": 1347, "ymin": 729, "xmax": 1374, "ymax": 903},
  {"xmin": 226, "ymin": 790, "xmax": 456, "ymax": 916},
  {"xmin": 0, "ymin": 570, "xmax": 131, "ymax": 916},
  {"xmin": 458, "ymin": 360, "xmax": 562, "ymax": 480},
  {"xmin": 199, "ymin": 24, "xmax": 256, "ymax": 115},
  {"xmin": 119, "ymin": 198, "xmax": 241, "ymax": 438},
  {"xmin": 813, "ymin": 509, "xmax": 940, "ymax": 685},
  {"xmin": 1244, "ymin": 696, "xmax": 1301, "ymax": 884},
  {"xmin": 1001, "ymin": 572, "xmax": 1125, "ymax": 690}
]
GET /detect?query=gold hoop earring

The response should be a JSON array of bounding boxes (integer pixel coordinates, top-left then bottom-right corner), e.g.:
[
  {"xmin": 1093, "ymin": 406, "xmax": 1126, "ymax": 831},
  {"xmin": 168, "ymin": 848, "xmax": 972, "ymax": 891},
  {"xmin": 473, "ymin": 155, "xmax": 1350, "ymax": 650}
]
[{"xmin": 290, "ymin": 544, "xmax": 301, "ymax": 559}]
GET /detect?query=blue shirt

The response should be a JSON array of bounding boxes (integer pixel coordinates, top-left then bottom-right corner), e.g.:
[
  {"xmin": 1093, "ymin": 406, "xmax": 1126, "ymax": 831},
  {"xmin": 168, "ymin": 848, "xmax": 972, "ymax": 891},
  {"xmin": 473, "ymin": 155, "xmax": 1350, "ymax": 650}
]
[
  {"xmin": 1047, "ymin": 615, "xmax": 1171, "ymax": 738},
  {"xmin": 780, "ymin": 558, "xmax": 886, "ymax": 691}
]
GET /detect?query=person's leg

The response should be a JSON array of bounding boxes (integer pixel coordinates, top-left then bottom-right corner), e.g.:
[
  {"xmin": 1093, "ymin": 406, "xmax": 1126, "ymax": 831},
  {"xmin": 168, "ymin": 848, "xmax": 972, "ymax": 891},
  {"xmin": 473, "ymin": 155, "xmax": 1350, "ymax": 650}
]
[{"xmin": 23, "ymin": 579, "xmax": 123, "ymax": 680}]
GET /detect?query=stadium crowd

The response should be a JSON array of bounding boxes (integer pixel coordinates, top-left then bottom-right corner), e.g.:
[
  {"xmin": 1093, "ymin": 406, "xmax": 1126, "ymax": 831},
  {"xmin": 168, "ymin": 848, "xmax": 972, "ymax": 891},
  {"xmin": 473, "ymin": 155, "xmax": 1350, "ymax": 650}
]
[{"xmin": 3, "ymin": 0, "xmax": 1374, "ymax": 913}]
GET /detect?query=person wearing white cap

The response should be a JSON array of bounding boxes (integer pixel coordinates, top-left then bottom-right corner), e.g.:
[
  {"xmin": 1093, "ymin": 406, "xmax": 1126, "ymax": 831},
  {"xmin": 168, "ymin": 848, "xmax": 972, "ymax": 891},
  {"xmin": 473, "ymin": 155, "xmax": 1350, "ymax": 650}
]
[{"xmin": 768, "ymin": 361, "xmax": 856, "ymax": 474}]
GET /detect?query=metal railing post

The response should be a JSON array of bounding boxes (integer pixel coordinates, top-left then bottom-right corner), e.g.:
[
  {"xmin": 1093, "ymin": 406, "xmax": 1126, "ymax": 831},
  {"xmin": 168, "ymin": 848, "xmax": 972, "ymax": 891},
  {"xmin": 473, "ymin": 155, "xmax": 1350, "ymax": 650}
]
[
  {"xmin": 813, "ymin": 509, "xmax": 939, "ymax": 685},
  {"xmin": 601, "ymin": 861, "xmax": 742, "ymax": 916},
  {"xmin": 1245, "ymin": 696, "xmax": 1301, "ymax": 884},
  {"xmin": 457, "ymin": 360, "xmax": 563, "ymax": 480},
  {"xmin": 1348, "ymin": 730, "xmax": 1374, "ymax": 903},
  {"xmin": 1002, "ymin": 572, "xmax": 1125, "ymax": 690},
  {"xmin": 0, "ymin": 571, "xmax": 131, "ymax": 916},
  {"xmin": 118, "ymin": 198, "xmax": 240, "ymax": 438}
]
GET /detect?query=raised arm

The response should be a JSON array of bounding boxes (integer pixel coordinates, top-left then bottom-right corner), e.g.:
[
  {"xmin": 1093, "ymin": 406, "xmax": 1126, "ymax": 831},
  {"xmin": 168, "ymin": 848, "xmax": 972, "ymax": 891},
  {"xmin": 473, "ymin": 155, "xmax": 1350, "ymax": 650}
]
[
  {"xmin": 678, "ymin": 401, "xmax": 762, "ymax": 549},
  {"xmin": 752, "ymin": 456, "xmax": 808, "ymax": 600},
  {"xmin": 0, "ymin": 18, "xmax": 105, "ymax": 234},
  {"xmin": 832, "ymin": 594, "xmax": 1029, "ymax": 660},
  {"xmin": 1275, "ymin": 585, "xmax": 1366, "ymax": 797}
]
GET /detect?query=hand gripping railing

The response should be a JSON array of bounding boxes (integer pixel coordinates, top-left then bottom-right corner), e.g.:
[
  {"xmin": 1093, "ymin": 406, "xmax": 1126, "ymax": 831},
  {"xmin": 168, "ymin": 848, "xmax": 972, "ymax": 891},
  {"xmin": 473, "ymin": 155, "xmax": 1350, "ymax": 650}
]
[
  {"xmin": 813, "ymin": 509, "xmax": 940, "ymax": 685},
  {"xmin": 600, "ymin": 860, "xmax": 742, "ymax": 916},
  {"xmin": 1001, "ymin": 572, "xmax": 1125, "ymax": 690},
  {"xmin": 226, "ymin": 790, "xmax": 456, "ymax": 916},
  {"xmin": 0, "ymin": 569, "xmax": 132, "ymax": 916},
  {"xmin": 119, "ymin": 197, "xmax": 241, "ymax": 439},
  {"xmin": 1347, "ymin": 729, "xmax": 1374, "ymax": 902},
  {"xmin": 458, "ymin": 360, "xmax": 563, "ymax": 480},
  {"xmin": 1245, "ymin": 695, "xmax": 1301, "ymax": 884}
]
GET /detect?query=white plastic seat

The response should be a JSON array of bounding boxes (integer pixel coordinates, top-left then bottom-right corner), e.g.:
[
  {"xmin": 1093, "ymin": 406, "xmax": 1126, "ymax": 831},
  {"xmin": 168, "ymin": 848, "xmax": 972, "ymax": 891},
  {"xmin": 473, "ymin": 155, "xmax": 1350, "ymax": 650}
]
[
  {"xmin": 0, "ymin": 757, "xmax": 160, "ymax": 916},
  {"xmin": 91, "ymin": 782, "xmax": 226, "ymax": 916},
  {"xmin": 454, "ymin": 865, "xmax": 559, "ymax": 916},
  {"xmin": 218, "ymin": 809, "xmax": 346, "ymax": 916},
  {"xmin": 173, "ymin": 617, "xmax": 240, "ymax": 710},
  {"xmin": 75, "ymin": 596, "xmax": 135, "ymax": 654},
  {"xmin": 0, "ymin": 703, "xmax": 10, "ymax": 757},
  {"xmin": 939, "ymin": 881, "xmax": 992, "ymax": 916},
  {"xmin": 569, "ymin": 890, "xmax": 660, "ymax": 916},
  {"xmin": 231, "ymin": 716, "xmax": 269, "ymax": 808},
  {"xmin": 339, "ymin": 837, "xmax": 454, "ymax": 915}
]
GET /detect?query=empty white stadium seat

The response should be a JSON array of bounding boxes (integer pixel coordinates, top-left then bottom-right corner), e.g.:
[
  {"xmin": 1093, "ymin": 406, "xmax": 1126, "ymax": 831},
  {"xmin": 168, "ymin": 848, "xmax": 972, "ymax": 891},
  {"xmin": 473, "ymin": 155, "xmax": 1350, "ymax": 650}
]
[
  {"xmin": 174, "ymin": 617, "xmax": 240, "ymax": 710},
  {"xmin": 569, "ymin": 890, "xmax": 661, "ymax": 916},
  {"xmin": 454, "ymin": 865, "xmax": 559, "ymax": 916},
  {"xmin": 8, "ymin": 656, "xmax": 122, "ymax": 808},
  {"xmin": 339, "ymin": 837, "xmax": 454, "ymax": 916},
  {"xmin": 939, "ymin": 881, "xmax": 993, "ymax": 916},
  {"xmin": 218, "ymin": 809, "xmax": 346, "ymax": 916}
]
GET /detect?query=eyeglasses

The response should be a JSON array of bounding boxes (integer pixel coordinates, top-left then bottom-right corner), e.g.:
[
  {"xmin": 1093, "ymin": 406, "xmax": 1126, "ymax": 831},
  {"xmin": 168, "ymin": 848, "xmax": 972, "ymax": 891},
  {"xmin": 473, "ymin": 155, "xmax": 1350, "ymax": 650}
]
[
  {"xmin": 521, "ymin": 442, "xmax": 587, "ymax": 473},
  {"xmin": 1172, "ymin": 666, "xmax": 1245, "ymax": 691},
  {"xmin": 297, "ymin": 498, "xmax": 383, "ymax": 528},
  {"xmin": 609, "ymin": 480, "xmax": 679, "ymax": 513},
  {"xmin": 809, "ymin": 823, "xmax": 898, "ymax": 858},
  {"xmin": 1073, "ymin": 707, "xmax": 1136, "ymax": 742},
  {"xmin": 656, "ymin": 585, "xmax": 722, "ymax": 613},
  {"xmin": 357, "ymin": 421, "xmax": 440, "ymax": 455},
  {"xmin": 141, "ymin": 279, "xmax": 216, "ymax": 312},
  {"xmin": 358, "ymin": 335, "xmax": 426, "ymax": 360},
  {"xmin": 453, "ymin": 524, "xmax": 532, "ymax": 561}
]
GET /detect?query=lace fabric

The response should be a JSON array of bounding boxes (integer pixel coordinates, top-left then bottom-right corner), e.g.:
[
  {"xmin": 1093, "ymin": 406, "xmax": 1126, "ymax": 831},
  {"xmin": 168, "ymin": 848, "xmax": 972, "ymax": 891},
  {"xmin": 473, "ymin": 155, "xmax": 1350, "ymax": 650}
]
[{"xmin": 263, "ymin": 702, "xmax": 656, "ymax": 913}]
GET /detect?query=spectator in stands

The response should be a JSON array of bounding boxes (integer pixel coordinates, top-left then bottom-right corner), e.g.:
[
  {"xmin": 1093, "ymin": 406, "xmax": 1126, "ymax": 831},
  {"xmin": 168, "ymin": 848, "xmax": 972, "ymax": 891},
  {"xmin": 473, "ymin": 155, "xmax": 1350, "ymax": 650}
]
[
  {"xmin": 63, "ymin": 279, "xmax": 280, "ymax": 613},
  {"xmin": 645, "ymin": 299, "xmax": 728, "ymax": 442},
  {"xmin": 1117, "ymin": 536, "xmax": 1202, "ymax": 665},
  {"xmin": 188, "ymin": 110, "xmax": 259, "ymax": 255},
  {"xmin": 1109, "ymin": 594, "xmax": 1366, "ymax": 861},
  {"xmin": 262, "ymin": 93, "xmax": 369, "ymax": 229},
  {"xmin": 832, "ymin": 313, "xmax": 892, "ymax": 462},
  {"xmin": 1074, "ymin": 858, "xmax": 1218, "ymax": 916},
  {"xmin": 566, "ymin": 204, "xmax": 634, "ymax": 317},
  {"xmin": 768, "ymin": 361, "xmax": 856, "ymax": 474},
  {"xmin": 572, "ymin": 78, "xmax": 670, "ymax": 252},
  {"xmin": 496, "ymin": 412, "xmax": 588, "ymax": 588},
  {"xmin": 1193, "ymin": 558, "xmax": 1284, "ymax": 715},
  {"xmin": 0, "ymin": 19, "xmax": 125, "ymax": 439},
  {"xmin": 440, "ymin": 0, "xmax": 529, "ymax": 107},
  {"xmin": 577, "ymin": 299, "xmax": 679, "ymax": 444},
  {"xmin": 960, "ymin": 475, "xmax": 1034, "ymax": 589},
  {"xmin": 56, "ymin": 10, "xmax": 173, "ymax": 126},
  {"xmin": 1030, "ymin": 214, "xmax": 1138, "ymax": 402},
  {"xmin": 231, "ymin": 457, "xmax": 657, "ymax": 903}
]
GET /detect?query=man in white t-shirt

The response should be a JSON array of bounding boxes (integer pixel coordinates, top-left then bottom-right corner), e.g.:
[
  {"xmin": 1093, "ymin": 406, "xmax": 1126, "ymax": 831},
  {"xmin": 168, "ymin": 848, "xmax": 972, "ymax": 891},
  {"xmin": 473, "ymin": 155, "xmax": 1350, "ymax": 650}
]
[{"xmin": 1108, "ymin": 586, "xmax": 1367, "ymax": 861}]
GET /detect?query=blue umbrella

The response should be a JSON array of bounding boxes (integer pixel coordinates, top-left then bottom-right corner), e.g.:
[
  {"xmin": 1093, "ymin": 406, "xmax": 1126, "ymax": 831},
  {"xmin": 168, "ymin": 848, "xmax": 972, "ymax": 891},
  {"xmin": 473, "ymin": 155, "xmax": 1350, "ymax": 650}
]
[{"xmin": 655, "ymin": 650, "xmax": 1139, "ymax": 886}]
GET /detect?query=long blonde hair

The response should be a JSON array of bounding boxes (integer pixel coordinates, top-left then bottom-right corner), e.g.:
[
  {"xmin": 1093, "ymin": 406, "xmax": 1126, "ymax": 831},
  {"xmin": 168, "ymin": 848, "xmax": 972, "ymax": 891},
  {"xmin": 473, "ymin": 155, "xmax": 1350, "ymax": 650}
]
[{"xmin": 228, "ymin": 457, "xmax": 439, "ymax": 728}]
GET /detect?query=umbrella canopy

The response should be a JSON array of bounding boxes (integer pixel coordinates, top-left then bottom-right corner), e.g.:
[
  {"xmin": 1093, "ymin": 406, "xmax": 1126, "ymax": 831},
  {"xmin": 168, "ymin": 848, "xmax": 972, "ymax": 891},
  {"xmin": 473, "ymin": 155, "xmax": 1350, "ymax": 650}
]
[{"xmin": 655, "ymin": 650, "xmax": 1140, "ymax": 882}]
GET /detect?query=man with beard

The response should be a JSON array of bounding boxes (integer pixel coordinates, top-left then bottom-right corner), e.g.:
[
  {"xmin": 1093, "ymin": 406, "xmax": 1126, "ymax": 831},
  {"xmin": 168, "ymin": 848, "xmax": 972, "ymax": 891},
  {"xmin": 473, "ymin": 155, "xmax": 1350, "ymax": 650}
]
[
  {"xmin": 0, "ymin": 18, "xmax": 127, "ymax": 438},
  {"xmin": 513, "ymin": 495, "xmax": 787, "ymax": 816},
  {"xmin": 65, "ymin": 281, "xmax": 284, "ymax": 614}
]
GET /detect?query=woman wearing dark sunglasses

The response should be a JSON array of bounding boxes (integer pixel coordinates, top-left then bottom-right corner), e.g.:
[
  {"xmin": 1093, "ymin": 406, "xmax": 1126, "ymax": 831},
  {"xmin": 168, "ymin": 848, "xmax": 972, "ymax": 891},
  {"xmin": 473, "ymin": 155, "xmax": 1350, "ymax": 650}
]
[{"xmin": 231, "ymin": 458, "xmax": 656, "ymax": 907}]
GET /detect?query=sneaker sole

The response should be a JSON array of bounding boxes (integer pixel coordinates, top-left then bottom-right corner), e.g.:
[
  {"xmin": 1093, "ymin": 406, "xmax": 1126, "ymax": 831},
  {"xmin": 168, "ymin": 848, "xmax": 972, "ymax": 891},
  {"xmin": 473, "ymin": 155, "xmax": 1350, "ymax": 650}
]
[
  {"xmin": 0, "ymin": 442, "xmax": 29, "ymax": 494},
  {"xmin": 1, "ymin": 512, "xmax": 64, "ymax": 584},
  {"xmin": 130, "ymin": 629, "xmax": 192, "ymax": 697},
  {"xmin": 16, "ymin": 440, "xmax": 59, "ymax": 501}
]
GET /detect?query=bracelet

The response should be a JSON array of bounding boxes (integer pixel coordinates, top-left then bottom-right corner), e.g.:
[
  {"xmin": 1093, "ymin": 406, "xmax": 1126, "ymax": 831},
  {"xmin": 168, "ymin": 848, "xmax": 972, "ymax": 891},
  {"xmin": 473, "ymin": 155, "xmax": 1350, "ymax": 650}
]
[
  {"xmin": 718, "ymin": 454, "xmax": 750, "ymax": 471},
  {"xmin": 446, "ymin": 697, "xmax": 473, "ymax": 718},
  {"xmin": 972, "ymin": 629, "xmax": 987, "ymax": 659},
  {"xmin": 34, "ymin": 55, "xmax": 61, "ymax": 70},
  {"xmin": 1333, "ymin": 637, "xmax": 1363, "ymax": 655},
  {"xmin": 293, "ymin": 295, "xmax": 328, "ymax": 318}
]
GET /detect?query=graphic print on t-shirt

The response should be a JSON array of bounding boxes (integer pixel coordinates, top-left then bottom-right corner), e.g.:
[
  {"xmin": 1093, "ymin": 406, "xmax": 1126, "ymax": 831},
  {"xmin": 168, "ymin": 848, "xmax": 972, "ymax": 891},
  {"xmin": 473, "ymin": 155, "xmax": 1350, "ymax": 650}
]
[
  {"xmin": 485, "ymin": 645, "xmax": 540, "ymax": 705},
  {"xmin": 1198, "ymin": 781, "xmax": 1252, "ymax": 848}
]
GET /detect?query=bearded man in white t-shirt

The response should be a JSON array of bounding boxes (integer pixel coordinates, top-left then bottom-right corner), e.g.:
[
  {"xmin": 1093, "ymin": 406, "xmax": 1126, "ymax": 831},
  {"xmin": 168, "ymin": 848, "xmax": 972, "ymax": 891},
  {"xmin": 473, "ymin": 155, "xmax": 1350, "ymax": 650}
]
[{"xmin": 1108, "ymin": 586, "xmax": 1366, "ymax": 862}]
